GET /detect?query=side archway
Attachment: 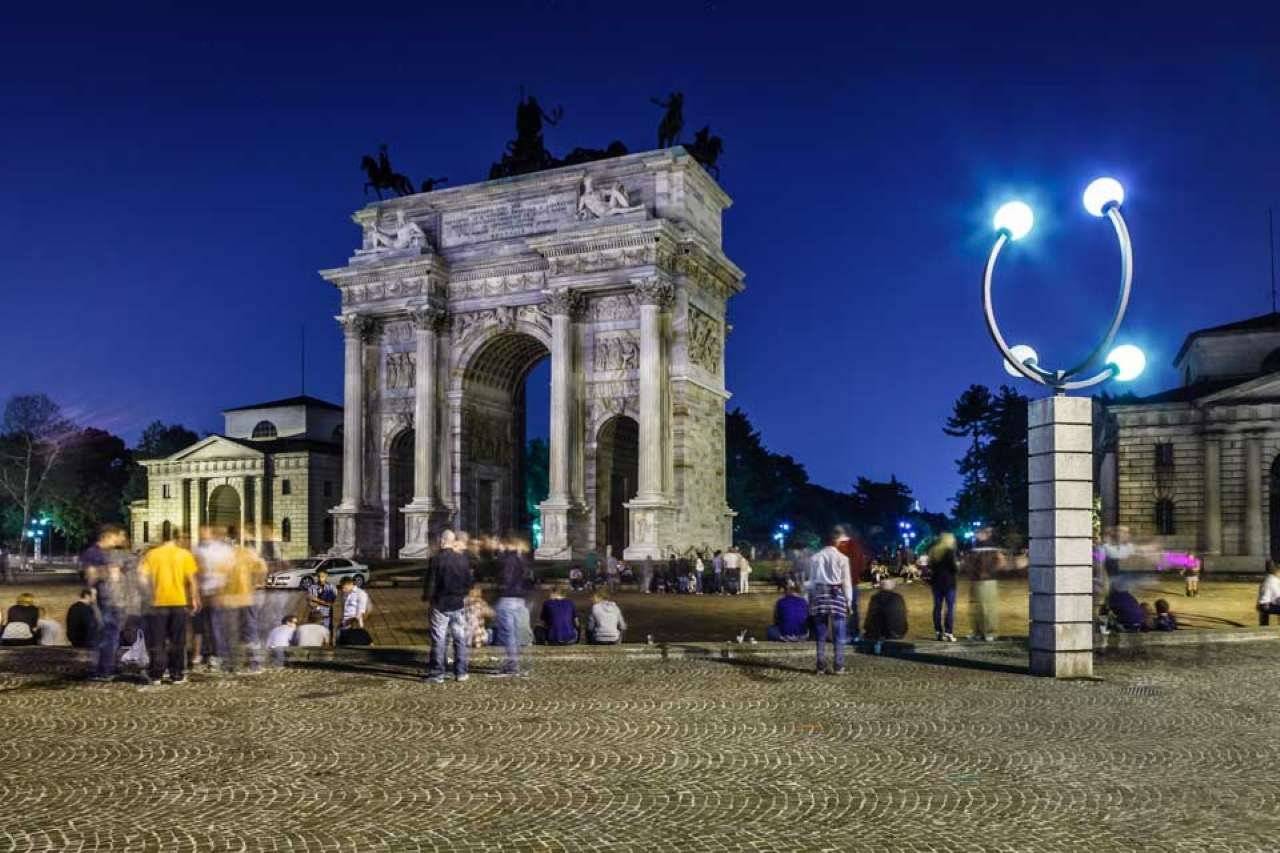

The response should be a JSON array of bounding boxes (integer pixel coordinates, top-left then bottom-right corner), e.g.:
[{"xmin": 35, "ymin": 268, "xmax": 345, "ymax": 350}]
[
  {"xmin": 595, "ymin": 415, "xmax": 639, "ymax": 559},
  {"xmin": 388, "ymin": 428, "xmax": 414, "ymax": 552},
  {"xmin": 207, "ymin": 484, "xmax": 241, "ymax": 540}
]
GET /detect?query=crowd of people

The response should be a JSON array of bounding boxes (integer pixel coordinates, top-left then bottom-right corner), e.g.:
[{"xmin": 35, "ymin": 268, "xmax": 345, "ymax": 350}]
[{"xmin": 8, "ymin": 517, "xmax": 1280, "ymax": 684}]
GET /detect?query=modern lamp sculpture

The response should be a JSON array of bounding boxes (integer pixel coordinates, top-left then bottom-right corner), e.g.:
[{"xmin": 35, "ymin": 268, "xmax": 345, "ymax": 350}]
[{"xmin": 981, "ymin": 177, "xmax": 1144, "ymax": 677}]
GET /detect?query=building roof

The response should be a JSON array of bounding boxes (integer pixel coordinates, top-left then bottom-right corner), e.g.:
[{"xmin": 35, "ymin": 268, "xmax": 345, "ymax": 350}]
[
  {"xmin": 222, "ymin": 395, "xmax": 342, "ymax": 413},
  {"xmin": 1173, "ymin": 311, "xmax": 1280, "ymax": 365},
  {"xmin": 1107, "ymin": 377, "xmax": 1248, "ymax": 407},
  {"xmin": 222, "ymin": 435, "xmax": 341, "ymax": 455}
]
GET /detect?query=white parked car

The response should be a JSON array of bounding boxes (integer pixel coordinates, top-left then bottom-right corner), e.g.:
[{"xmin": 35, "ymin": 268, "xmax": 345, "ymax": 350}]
[{"xmin": 265, "ymin": 557, "xmax": 369, "ymax": 590}]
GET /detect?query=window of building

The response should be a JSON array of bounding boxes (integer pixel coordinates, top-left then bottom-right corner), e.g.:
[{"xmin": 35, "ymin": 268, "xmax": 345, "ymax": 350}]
[
  {"xmin": 281, "ymin": 518, "xmax": 292, "ymax": 542},
  {"xmin": 161, "ymin": 520, "xmax": 172, "ymax": 542},
  {"xmin": 323, "ymin": 480, "xmax": 332, "ymax": 498},
  {"xmin": 142, "ymin": 521, "xmax": 150, "ymax": 543},
  {"xmin": 252, "ymin": 420, "xmax": 278, "ymax": 439},
  {"xmin": 282, "ymin": 479, "xmax": 292, "ymax": 496},
  {"xmin": 162, "ymin": 483, "xmax": 171, "ymax": 499},
  {"xmin": 1155, "ymin": 499, "xmax": 1176, "ymax": 535},
  {"xmin": 322, "ymin": 516, "xmax": 334, "ymax": 548},
  {"xmin": 1155, "ymin": 442, "xmax": 1175, "ymax": 469}
]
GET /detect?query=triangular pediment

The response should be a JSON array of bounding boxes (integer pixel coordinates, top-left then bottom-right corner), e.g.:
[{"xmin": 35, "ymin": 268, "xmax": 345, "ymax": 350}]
[
  {"xmin": 165, "ymin": 435, "xmax": 264, "ymax": 462},
  {"xmin": 1201, "ymin": 372, "xmax": 1280, "ymax": 404}
]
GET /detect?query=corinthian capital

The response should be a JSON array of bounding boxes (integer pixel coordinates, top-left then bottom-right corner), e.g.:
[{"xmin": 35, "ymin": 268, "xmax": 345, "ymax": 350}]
[
  {"xmin": 336, "ymin": 313, "xmax": 370, "ymax": 339},
  {"xmin": 409, "ymin": 304, "xmax": 446, "ymax": 333},
  {"xmin": 542, "ymin": 288, "xmax": 584, "ymax": 318},
  {"xmin": 633, "ymin": 276, "xmax": 673, "ymax": 308}
]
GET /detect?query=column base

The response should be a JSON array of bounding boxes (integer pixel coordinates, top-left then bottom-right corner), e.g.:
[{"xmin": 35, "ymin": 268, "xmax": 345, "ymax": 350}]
[
  {"xmin": 399, "ymin": 501, "xmax": 447, "ymax": 559},
  {"xmin": 622, "ymin": 499, "xmax": 676, "ymax": 561},
  {"xmin": 535, "ymin": 500, "xmax": 586, "ymax": 561},
  {"xmin": 328, "ymin": 506, "xmax": 382, "ymax": 559},
  {"xmin": 1030, "ymin": 649, "xmax": 1094, "ymax": 678}
]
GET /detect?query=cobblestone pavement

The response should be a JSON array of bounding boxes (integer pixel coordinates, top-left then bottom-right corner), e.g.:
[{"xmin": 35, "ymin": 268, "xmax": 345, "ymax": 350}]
[{"xmin": 1, "ymin": 644, "xmax": 1278, "ymax": 852}]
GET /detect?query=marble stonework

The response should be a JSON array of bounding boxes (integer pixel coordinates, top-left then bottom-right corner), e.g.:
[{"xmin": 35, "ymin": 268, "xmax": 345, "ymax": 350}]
[{"xmin": 320, "ymin": 147, "xmax": 744, "ymax": 561}]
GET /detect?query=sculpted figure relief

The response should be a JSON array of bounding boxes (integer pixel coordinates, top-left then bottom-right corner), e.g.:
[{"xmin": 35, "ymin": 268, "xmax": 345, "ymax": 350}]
[
  {"xmin": 385, "ymin": 351, "xmax": 416, "ymax": 390},
  {"xmin": 577, "ymin": 175, "xmax": 644, "ymax": 220},
  {"xmin": 687, "ymin": 308, "xmax": 722, "ymax": 374},
  {"xmin": 363, "ymin": 210, "xmax": 428, "ymax": 254},
  {"xmin": 594, "ymin": 332, "xmax": 639, "ymax": 372}
]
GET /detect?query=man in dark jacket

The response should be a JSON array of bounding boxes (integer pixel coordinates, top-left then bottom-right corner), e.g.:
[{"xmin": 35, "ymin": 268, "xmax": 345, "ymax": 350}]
[
  {"xmin": 493, "ymin": 535, "xmax": 532, "ymax": 676},
  {"xmin": 66, "ymin": 589, "xmax": 98, "ymax": 648},
  {"xmin": 423, "ymin": 530, "xmax": 474, "ymax": 684},
  {"xmin": 864, "ymin": 578, "xmax": 909, "ymax": 655}
]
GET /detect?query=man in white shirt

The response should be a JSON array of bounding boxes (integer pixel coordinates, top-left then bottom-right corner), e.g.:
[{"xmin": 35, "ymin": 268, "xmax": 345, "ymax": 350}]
[
  {"xmin": 722, "ymin": 548, "xmax": 742, "ymax": 594},
  {"xmin": 1258, "ymin": 561, "xmax": 1280, "ymax": 626},
  {"xmin": 340, "ymin": 578, "xmax": 370, "ymax": 628},
  {"xmin": 806, "ymin": 527, "xmax": 853, "ymax": 674}
]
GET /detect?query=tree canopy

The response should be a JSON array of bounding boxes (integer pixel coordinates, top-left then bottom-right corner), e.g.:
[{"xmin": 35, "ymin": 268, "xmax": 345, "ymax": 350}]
[{"xmin": 944, "ymin": 384, "xmax": 1029, "ymax": 546}]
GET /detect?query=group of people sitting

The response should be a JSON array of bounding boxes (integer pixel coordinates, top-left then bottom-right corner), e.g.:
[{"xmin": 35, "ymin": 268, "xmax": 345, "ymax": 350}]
[
  {"xmin": 0, "ymin": 592, "xmax": 64, "ymax": 646},
  {"xmin": 565, "ymin": 548, "xmax": 755, "ymax": 596},
  {"xmin": 534, "ymin": 589, "xmax": 628, "ymax": 645},
  {"xmin": 767, "ymin": 579, "xmax": 909, "ymax": 653}
]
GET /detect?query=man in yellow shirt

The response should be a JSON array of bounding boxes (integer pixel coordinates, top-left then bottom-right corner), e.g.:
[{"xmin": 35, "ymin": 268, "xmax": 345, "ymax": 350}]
[
  {"xmin": 138, "ymin": 528, "xmax": 200, "ymax": 686},
  {"xmin": 218, "ymin": 543, "xmax": 268, "ymax": 673}
]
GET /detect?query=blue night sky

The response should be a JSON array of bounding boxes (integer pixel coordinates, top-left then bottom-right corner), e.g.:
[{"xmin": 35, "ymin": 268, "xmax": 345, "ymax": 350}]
[{"xmin": 2, "ymin": 4, "xmax": 1279, "ymax": 512}]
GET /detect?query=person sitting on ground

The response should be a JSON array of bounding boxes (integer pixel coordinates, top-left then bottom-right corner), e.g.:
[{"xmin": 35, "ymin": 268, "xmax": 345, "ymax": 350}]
[
  {"xmin": 864, "ymin": 578, "xmax": 909, "ymax": 655},
  {"xmin": 266, "ymin": 615, "xmax": 298, "ymax": 666},
  {"xmin": 463, "ymin": 586, "xmax": 495, "ymax": 648},
  {"xmin": 587, "ymin": 591, "xmax": 627, "ymax": 644},
  {"xmin": 66, "ymin": 589, "xmax": 98, "ymax": 649},
  {"xmin": 1258, "ymin": 560, "xmax": 1280, "ymax": 626},
  {"xmin": 766, "ymin": 581, "xmax": 810, "ymax": 642},
  {"xmin": 294, "ymin": 615, "xmax": 330, "ymax": 648},
  {"xmin": 568, "ymin": 565, "xmax": 587, "ymax": 592},
  {"xmin": 1106, "ymin": 583, "xmax": 1150, "ymax": 632},
  {"xmin": 2, "ymin": 593, "xmax": 41, "ymax": 646},
  {"xmin": 1152, "ymin": 599, "xmax": 1178, "ymax": 631},
  {"xmin": 538, "ymin": 589, "xmax": 580, "ymax": 645}
]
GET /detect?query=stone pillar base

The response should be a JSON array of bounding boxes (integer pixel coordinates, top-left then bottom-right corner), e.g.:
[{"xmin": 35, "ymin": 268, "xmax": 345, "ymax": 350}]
[
  {"xmin": 328, "ymin": 506, "xmax": 382, "ymax": 559},
  {"xmin": 1027, "ymin": 395, "xmax": 1095, "ymax": 679},
  {"xmin": 399, "ymin": 501, "xmax": 447, "ymax": 559},
  {"xmin": 622, "ymin": 500, "xmax": 676, "ymax": 561},
  {"xmin": 535, "ymin": 500, "xmax": 585, "ymax": 561}
]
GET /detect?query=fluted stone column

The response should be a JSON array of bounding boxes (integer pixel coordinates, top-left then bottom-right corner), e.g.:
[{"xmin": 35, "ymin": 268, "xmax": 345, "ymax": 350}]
[
  {"xmin": 1246, "ymin": 433, "xmax": 1264, "ymax": 559},
  {"xmin": 192, "ymin": 478, "xmax": 204, "ymax": 543},
  {"xmin": 330, "ymin": 313, "xmax": 370, "ymax": 556},
  {"xmin": 238, "ymin": 479, "xmax": 246, "ymax": 546},
  {"xmin": 254, "ymin": 474, "xmax": 265, "ymax": 551},
  {"xmin": 624, "ymin": 278, "xmax": 675, "ymax": 562},
  {"xmin": 1027, "ymin": 396, "xmax": 1094, "ymax": 679},
  {"xmin": 536, "ymin": 289, "xmax": 582, "ymax": 560},
  {"xmin": 1204, "ymin": 434, "xmax": 1222, "ymax": 556},
  {"xmin": 401, "ymin": 305, "xmax": 445, "ymax": 557}
]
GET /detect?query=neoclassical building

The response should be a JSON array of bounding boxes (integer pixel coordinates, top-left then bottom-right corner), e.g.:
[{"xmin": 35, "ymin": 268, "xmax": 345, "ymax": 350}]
[
  {"xmin": 129, "ymin": 396, "xmax": 343, "ymax": 560},
  {"xmin": 321, "ymin": 147, "xmax": 743, "ymax": 561},
  {"xmin": 1101, "ymin": 312, "xmax": 1280, "ymax": 572}
]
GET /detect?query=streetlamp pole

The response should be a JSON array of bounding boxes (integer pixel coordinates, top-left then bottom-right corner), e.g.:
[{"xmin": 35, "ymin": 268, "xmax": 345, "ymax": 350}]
[{"xmin": 981, "ymin": 177, "xmax": 1144, "ymax": 678}]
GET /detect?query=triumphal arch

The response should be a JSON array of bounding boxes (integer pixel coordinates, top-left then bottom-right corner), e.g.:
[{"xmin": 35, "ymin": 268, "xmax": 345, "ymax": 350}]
[{"xmin": 320, "ymin": 148, "xmax": 743, "ymax": 561}]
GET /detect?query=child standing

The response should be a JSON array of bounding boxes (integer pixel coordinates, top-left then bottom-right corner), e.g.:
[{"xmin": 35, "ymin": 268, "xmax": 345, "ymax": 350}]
[{"xmin": 1183, "ymin": 554, "xmax": 1201, "ymax": 597}]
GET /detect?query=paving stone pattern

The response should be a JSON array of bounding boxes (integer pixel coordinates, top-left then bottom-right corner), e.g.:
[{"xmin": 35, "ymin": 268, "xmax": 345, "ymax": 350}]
[{"xmin": 1, "ymin": 643, "xmax": 1279, "ymax": 851}]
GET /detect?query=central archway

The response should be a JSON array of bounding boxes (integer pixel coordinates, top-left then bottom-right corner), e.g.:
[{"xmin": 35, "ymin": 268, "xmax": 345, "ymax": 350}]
[
  {"xmin": 459, "ymin": 331, "xmax": 550, "ymax": 539},
  {"xmin": 388, "ymin": 429, "xmax": 414, "ymax": 552},
  {"xmin": 207, "ymin": 484, "xmax": 241, "ymax": 541},
  {"xmin": 595, "ymin": 415, "xmax": 639, "ymax": 558}
]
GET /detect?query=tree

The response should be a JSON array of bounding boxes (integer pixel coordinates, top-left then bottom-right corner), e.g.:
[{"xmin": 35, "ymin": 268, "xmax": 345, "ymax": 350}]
[
  {"xmin": 944, "ymin": 384, "xmax": 1029, "ymax": 546},
  {"xmin": 122, "ymin": 421, "xmax": 200, "ymax": 511},
  {"xmin": 44, "ymin": 428, "xmax": 131, "ymax": 550},
  {"xmin": 851, "ymin": 475, "xmax": 915, "ymax": 553},
  {"xmin": 0, "ymin": 395, "xmax": 74, "ymax": 559}
]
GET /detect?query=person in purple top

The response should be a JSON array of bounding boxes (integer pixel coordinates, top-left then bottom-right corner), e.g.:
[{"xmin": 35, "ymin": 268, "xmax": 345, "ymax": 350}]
[
  {"xmin": 1106, "ymin": 584, "xmax": 1149, "ymax": 632},
  {"xmin": 539, "ymin": 589, "xmax": 580, "ymax": 645},
  {"xmin": 767, "ymin": 582, "xmax": 810, "ymax": 641}
]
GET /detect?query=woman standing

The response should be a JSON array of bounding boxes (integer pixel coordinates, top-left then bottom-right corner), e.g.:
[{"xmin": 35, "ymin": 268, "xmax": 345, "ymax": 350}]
[{"xmin": 928, "ymin": 533, "xmax": 959, "ymax": 642}]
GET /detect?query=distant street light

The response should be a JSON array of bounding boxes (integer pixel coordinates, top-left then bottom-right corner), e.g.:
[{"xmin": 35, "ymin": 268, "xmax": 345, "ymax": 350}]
[{"xmin": 980, "ymin": 176, "xmax": 1142, "ymax": 679}]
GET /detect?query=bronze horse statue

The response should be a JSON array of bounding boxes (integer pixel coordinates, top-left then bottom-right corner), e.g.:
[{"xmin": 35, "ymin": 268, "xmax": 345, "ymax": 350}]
[
  {"xmin": 419, "ymin": 176, "xmax": 449, "ymax": 192},
  {"xmin": 361, "ymin": 145, "xmax": 416, "ymax": 199},
  {"xmin": 686, "ymin": 126, "xmax": 723, "ymax": 177},
  {"xmin": 652, "ymin": 92, "xmax": 684, "ymax": 149}
]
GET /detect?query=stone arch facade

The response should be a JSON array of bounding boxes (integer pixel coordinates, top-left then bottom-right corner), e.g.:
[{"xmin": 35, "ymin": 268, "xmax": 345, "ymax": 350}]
[{"xmin": 322, "ymin": 147, "xmax": 744, "ymax": 560}]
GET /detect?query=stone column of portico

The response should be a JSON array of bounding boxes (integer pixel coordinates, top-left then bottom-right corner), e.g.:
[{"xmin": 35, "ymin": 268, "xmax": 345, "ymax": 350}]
[
  {"xmin": 1027, "ymin": 396, "xmax": 1094, "ymax": 678},
  {"xmin": 400, "ymin": 305, "xmax": 445, "ymax": 558},
  {"xmin": 238, "ymin": 479, "xmax": 246, "ymax": 546},
  {"xmin": 536, "ymin": 289, "xmax": 582, "ymax": 561},
  {"xmin": 254, "ymin": 474, "xmax": 265, "ymax": 550},
  {"xmin": 1246, "ymin": 432, "xmax": 1264, "ymax": 559},
  {"xmin": 330, "ymin": 313, "xmax": 369, "ymax": 556},
  {"xmin": 1204, "ymin": 434, "xmax": 1222, "ymax": 556},
  {"xmin": 192, "ymin": 477, "xmax": 204, "ymax": 543},
  {"xmin": 624, "ymin": 277, "xmax": 675, "ymax": 561}
]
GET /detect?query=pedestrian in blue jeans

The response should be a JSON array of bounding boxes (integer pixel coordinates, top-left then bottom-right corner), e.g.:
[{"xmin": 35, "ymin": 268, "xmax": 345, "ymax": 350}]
[
  {"xmin": 493, "ymin": 535, "xmax": 532, "ymax": 677},
  {"xmin": 80, "ymin": 524, "xmax": 131, "ymax": 681},
  {"xmin": 808, "ymin": 526, "xmax": 853, "ymax": 675},
  {"xmin": 928, "ymin": 533, "xmax": 960, "ymax": 642},
  {"xmin": 423, "ymin": 530, "xmax": 475, "ymax": 684}
]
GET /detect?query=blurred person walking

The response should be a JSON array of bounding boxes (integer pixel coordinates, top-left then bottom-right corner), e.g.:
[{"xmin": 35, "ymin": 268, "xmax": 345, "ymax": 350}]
[
  {"xmin": 219, "ymin": 541, "xmax": 268, "ymax": 672},
  {"xmin": 927, "ymin": 533, "xmax": 959, "ymax": 642},
  {"xmin": 836, "ymin": 534, "xmax": 869, "ymax": 642},
  {"xmin": 493, "ymin": 534, "xmax": 531, "ymax": 676},
  {"xmin": 964, "ymin": 526, "xmax": 1005, "ymax": 642},
  {"xmin": 138, "ymin": 527, "xmax": 200, "ymax": 686},
  {"xmin": 193, "ymin": 526, "xmax": 234, "ymax": 672},
  {"xmin": 81, "ymin": 524, "xmax": 131, "ymax": 679}
]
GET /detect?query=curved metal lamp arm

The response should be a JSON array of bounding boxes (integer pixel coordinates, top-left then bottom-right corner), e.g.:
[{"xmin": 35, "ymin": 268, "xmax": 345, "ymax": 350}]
[
  {"xmin": 1061, "ymin": 205, "xmax": 1133, "ymax": 379},
  {"xmin": 982, "ymin": 232, "xmax": 1051, "ymax": 387}
]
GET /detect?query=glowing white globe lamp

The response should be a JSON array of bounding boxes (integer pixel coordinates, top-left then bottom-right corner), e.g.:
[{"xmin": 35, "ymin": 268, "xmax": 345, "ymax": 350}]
[
  {"xmin": 1083, "ymin": 177, "xmax": 1124, "ymax": 217},
  {"xmin": 994, "ymin": 201, "xmax": 1034, "ymax": 240},
  {"xmin": 1106, "ymin": 344, "xmax": 1146, "ymax": 382},
  {"xmin": 1003, "ymin": 343, "xmax": 1039, "ymax": 378}
]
